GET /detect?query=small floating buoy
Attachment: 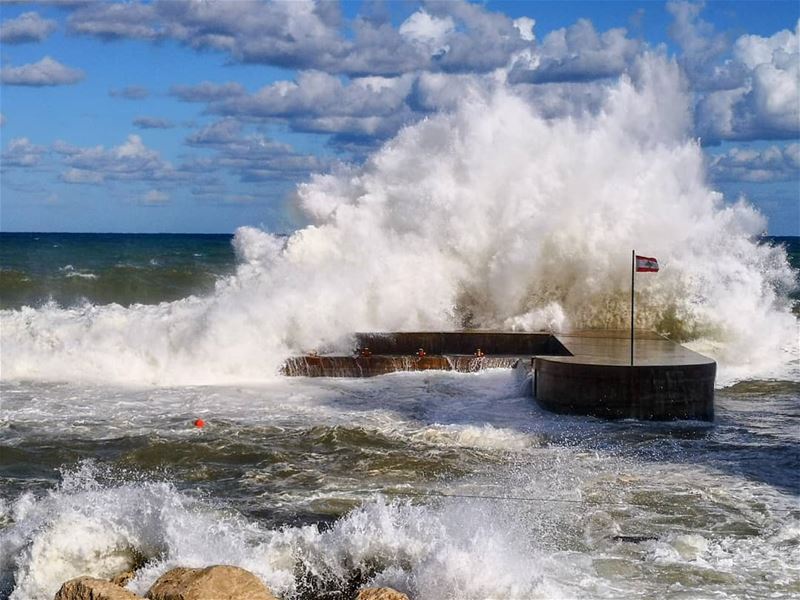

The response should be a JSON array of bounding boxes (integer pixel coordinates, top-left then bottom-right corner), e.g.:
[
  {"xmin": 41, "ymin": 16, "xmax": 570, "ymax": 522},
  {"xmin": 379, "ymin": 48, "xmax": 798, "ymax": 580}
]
[{"xmin": 193, "ymin": 418, "xmax": 205, "ymax": 428}]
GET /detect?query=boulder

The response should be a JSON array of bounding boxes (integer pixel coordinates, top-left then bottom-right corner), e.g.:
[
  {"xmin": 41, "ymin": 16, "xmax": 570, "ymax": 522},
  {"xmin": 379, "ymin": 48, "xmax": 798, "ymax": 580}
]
[
  {"xmin": 145, "ymin": 566, "xmax": 277, "ymax": 600},
  {"xmin": 54, "ymin": 577, "xmax": 144, "ymax": 600},
  {"xmin": 357, "ymin": 588, "xmax": 410, "ymax": 600}
]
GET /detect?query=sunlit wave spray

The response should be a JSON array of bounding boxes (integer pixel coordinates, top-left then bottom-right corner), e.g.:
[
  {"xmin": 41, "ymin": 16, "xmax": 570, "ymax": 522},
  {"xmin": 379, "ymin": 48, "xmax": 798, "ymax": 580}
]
[{"xmin": 1, "ymin": 54, "xmax": 796, "ymax": 384}]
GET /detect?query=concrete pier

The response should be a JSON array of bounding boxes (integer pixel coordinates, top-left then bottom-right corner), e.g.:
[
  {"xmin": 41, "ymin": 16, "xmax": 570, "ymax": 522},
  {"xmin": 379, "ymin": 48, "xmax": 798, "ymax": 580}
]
[{"xmin": 281, "ymin": 330, "xmax": 715, "ymax": 421}]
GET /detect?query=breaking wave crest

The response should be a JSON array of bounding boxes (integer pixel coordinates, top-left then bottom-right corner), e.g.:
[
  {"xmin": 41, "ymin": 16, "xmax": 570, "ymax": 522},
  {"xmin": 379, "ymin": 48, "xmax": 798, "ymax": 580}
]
[
  {"xmin": 0, "ymin": 54, "xmax": 796, "ymax": 384},
  {"xmin": 0, "ymin": 462, "xmax": 566, "ymax": 600}
]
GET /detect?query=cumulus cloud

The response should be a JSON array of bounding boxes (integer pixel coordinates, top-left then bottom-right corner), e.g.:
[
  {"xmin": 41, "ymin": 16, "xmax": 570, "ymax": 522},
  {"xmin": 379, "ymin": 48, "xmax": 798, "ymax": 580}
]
[
  {"xmin": 133, "ymin": 116, "xmax": 174, "ymax": 129},
  {"xmin": 509, "ymin": 19, "xmax": 642, "ymax": 84},
  {"xmin": 54, "ymin": 134, "xmax": 181, "ymax": 183},
  {"xmin": 0, "ymin": 11, "xmax": 57, "ymax": 44},
  {"xmin": 667, "ymin": 0, "xmax": 733, "ymax": 91},
  {"xmin": 709, "ymin": 143, "xmax": 800, "ymax": 182},
  {"xmin": 666, "ymin": 2, "xmax": 800, "ymax": 143},
  {"xmin": 184, "ymin": 119, "xmax": 329, "ymax": 181},
  {"xmin": 0, "ymin": 56, "xmax": 84, "ymax": 86},
  {"xmin": 696, "ymin": 23, "xmax": 800, "ymax": 143},
  {"xmin": 169, "ymin": 81, "xmax": 246, "ymax": 102},
  {"xmin": 208, "ymin": 71, "xmax": 418, "ymax": 147},
  {"xmin": 66, "ymin": 0, "xmax": 532, "ymax": 76},
  {"xmin": 1, "ymin": 137, "xmax": 47, "ymax": 167},
  {"xmin": 109, "ymin": 85, "xmax": 149, "ymax": 100},
  {"xmin": 398, "ymin": 9, "xmax": 455, "ymax": 57}
]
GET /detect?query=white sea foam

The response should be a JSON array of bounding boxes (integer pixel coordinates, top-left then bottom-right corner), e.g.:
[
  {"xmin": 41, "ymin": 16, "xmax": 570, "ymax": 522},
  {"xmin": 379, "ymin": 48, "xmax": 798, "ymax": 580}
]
[
  {"xmin": 0, "ymin": 462, "xmax": 574, "ymax": 600},
  {"xmin": 0, "ymin": 54, "xmax": 796, "ymax": 385},
  {"xmin": 58, "ymin": 265, "xmax": 98, "ymax": 280}
]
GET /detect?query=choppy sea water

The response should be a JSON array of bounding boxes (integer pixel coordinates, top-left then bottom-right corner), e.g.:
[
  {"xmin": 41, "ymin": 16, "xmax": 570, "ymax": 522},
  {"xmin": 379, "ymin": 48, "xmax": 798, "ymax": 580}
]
[
  {"xmin": 0, "ymin": 233, "xmax": 798, "ymax": 599},
  {"xmin": 1, "ymin": 373, "xmax": 798, "ymax": 599}
]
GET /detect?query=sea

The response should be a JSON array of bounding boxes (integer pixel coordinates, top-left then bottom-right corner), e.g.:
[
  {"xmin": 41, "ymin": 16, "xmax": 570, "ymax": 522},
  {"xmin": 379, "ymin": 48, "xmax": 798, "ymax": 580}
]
[
  {"xmin": 1, "ymin": 68, "xmax": 799, "ymax": 599},
  {"xmin": 0, "ymin": 232, "xmax": 797, "ymax": 600}
]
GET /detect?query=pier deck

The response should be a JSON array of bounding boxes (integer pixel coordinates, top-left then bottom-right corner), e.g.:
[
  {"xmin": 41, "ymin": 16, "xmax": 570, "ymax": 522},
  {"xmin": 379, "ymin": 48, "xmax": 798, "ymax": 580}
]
[{"xmin": 282, "ymin": 330, "xmax": 716, "ymax": 421}]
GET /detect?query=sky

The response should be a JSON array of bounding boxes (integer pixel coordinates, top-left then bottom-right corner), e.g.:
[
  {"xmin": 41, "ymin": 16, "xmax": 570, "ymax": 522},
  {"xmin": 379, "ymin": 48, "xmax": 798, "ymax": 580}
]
[{"xmin": 0, "ymin": 0, "xmax": 798, "ymax": 235}]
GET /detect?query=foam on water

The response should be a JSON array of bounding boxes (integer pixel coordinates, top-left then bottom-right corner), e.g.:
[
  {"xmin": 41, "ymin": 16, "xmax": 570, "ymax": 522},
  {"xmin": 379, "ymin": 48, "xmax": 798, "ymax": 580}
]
[
  {"xmin": 0, "ymin": 462, "xmax": 571, "ymax": 600},
  {"xmin": 3, "ymin": 449, "xmax": 797, "ymax": 600},
  {"xmin": 0, "ymin": 53, "xmax": 796, "ymax": 385}
]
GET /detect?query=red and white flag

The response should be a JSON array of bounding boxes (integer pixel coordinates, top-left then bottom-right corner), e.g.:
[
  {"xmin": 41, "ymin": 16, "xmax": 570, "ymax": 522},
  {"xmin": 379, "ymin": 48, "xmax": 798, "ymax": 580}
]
[{"xmin": 635, "ymin": 255, "xmax": 659, "ymax": 272}]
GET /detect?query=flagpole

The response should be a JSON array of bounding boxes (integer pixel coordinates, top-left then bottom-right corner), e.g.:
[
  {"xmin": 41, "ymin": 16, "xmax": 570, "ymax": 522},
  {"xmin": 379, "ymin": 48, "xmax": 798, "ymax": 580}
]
[{"xmin": 631, "ymin": 249, "xmax": 635, "ymax": 367}]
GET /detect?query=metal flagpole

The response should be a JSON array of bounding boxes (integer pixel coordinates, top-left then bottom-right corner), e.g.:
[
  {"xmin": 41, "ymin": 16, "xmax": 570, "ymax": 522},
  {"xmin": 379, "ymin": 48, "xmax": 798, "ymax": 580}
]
[{"xmin": 631, "ymin": 250, "xmax": 635, "ymax": 366}]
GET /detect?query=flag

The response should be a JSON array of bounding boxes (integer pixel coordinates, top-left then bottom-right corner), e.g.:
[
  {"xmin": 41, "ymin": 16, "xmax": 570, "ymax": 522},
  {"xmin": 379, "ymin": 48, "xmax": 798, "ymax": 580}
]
[{"xmin": 635, "ymin": 255, "xmax": 659, "ymax": 272}]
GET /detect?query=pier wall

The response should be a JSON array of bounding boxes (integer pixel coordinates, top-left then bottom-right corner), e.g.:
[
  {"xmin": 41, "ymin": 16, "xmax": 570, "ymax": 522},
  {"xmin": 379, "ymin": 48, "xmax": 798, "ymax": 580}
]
[
  {"xmin": 281, "ymin": 330, "xmax": 716, "ymax": 421},
  {"xmin": 534, "ymin": 358, "xmax": 715, "ymax": 421}
]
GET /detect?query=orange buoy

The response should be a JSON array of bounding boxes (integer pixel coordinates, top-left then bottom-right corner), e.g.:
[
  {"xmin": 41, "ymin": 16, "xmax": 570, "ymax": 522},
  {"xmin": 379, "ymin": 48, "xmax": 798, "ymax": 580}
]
[{"xmin": 193, "ymin": 418, "xmax": 205, "ymax": 428}]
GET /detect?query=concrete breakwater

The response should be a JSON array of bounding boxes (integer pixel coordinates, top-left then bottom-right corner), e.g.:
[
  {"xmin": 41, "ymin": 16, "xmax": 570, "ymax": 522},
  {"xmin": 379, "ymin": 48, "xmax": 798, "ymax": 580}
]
[{"xmin": 282, "ymin": 330, "xmax": 716, "ymax": 421}]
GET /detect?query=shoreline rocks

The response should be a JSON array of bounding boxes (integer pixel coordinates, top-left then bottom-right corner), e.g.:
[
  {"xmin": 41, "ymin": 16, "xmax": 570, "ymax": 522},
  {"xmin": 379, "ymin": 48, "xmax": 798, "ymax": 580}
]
[
  {"xmin": 54, "ymin": 577, "xmax": 143, "ymax": 600},
  {"xmin": 53, "ymin": 566, "xmax": 409, "ymax": 600},
  {"xmin": 146, "ymin": 566, "xmax": 277, "ymax": 600}
]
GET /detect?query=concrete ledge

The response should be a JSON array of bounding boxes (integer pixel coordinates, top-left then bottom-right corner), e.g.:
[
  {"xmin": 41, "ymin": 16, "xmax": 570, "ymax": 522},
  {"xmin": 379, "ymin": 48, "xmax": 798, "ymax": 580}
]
[
  {"xmin": 534, "ymin": 357, "xmax": 715, "ymax": 421},
  {"xmin": 281, "ymin": 329, "xmax": 716, "ymax": 421}
]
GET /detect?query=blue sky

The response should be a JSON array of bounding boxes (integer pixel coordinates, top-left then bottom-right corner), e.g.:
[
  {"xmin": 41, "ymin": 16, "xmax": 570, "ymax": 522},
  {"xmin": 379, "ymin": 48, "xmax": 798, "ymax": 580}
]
[{"xmin": 1, "ymin": 0, "xmax": 798, "ymax": 234}]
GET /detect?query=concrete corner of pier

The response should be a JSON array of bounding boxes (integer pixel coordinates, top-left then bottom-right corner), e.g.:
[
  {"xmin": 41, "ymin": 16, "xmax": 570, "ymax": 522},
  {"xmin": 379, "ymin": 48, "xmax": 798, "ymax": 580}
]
[{"xmin": 534, "ymin": 330, "xmax": 716, "ymax": 421}]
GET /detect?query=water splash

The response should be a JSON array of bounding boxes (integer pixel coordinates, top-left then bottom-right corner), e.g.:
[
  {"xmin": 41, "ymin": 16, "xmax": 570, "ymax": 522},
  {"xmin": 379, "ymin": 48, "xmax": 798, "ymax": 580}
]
[{"xmin": 0, "ymin": 54, "xmax": 795, "ymax": 384}]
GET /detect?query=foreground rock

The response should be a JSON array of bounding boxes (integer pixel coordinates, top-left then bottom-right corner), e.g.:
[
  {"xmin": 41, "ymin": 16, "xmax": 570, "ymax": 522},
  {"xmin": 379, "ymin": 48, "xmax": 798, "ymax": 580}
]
[
  {"xmin": 145, "ymin": 566, "xmax": 277, "ymax": 600},
  {"xmin": 357, "ymin": 588, "xmax": 410, "ymax": 600},
  {"xmin": 55, "ymin": 577, "xmax": 143, "ymax": 600}
]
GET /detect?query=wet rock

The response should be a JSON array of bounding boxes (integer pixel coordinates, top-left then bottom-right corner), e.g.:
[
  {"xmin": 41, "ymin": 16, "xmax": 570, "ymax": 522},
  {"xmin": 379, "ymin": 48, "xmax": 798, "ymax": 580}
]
[
  {"xmin": 54, "ymin": 576, "xmax": 144, "ymax": 600},
  {"xmin": 111, "ymin": 571, "xmax": 136, "ymax": 587},
  {"xmin": 356, "ymin": 588, "xmax": 410, "ymax": 600},
  {"xmin": 145, "ymin": 566, "xmax": 277, "ymax": 600}
]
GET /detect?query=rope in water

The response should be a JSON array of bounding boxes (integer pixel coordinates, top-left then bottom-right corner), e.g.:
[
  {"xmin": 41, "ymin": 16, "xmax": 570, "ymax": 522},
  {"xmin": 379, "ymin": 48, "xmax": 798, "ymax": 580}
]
[{"xmin": 326, "ymin": 488, "xmax": 799, "ymax": 513}]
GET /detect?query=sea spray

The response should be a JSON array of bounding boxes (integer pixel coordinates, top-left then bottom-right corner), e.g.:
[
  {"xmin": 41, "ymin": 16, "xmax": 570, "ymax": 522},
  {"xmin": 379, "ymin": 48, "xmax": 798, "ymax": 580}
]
[
  {"xmin": 0, "ymin": 54, "xmax": 796, "ymax": 384},
  {"xmin": 0, "ymin": 461, "xmax": 570, "ymax": 600}
]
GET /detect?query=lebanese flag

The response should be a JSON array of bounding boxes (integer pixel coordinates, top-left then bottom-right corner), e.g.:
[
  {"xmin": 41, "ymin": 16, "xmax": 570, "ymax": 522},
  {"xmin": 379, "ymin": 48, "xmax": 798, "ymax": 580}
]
[{"xmin": 635, "ymin": 255, "xmax": 659, "ymax": 272}]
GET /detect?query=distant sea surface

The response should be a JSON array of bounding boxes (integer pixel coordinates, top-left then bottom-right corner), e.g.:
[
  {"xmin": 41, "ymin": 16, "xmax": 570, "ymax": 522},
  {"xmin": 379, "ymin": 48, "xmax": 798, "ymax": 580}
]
[
  {"xmin": 0, "ymin": 233, "xmax": 236, "ymax": 309},
  {"xmin": 1, "ymin": 233, "xmax": 798, "ymax": 310}
]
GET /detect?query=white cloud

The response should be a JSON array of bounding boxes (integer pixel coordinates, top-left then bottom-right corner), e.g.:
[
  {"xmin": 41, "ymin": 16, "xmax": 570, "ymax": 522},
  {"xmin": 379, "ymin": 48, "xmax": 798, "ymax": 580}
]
[
  {"xmin": 0, "ymin": 11, "xmax": 57, "ymax": 44},
  {"xmin": 109, "ymin": 85, "xmax": 149, "ymax": 100},
  {"xmin": 710, "ymin": 143, "xmax": 800, "ymax": 182},
  {"xmin": 61, "ymin": 168, "xmax": 103, "ymax": 184},
  {"xmin": 133, "ymin": 116, "xmax": 174, "ymax": 129},
  {"xmin": 184, "ymin": 119, "xmax": 329, "ymax": 182},
  {"xmin": 141, "ymin": 189, "xmax": 169, "ymax": 205},
  {"xmin": 1, "ymin": 137, "xmax": 46, "ymax": 167},
  {"xmin": 696, "ymin": 22, "xmax": 800, "ymax": 142},
  {"xmin": 513, "ymin": 17, "xmax": 536, "ymax": 42},
  {"xmin": 398, "ymin": 10, "xmax": 455, "ymax": 56},
  {"xmin": 67, "ymin": 0, "xmax": 529, "ymax": 76},
  {"xmin": 0, "ymin": 56, "xmax": 84, "ymax": 86},
  {"xmin": 170, "ymin": 81, "xmax": 246, "ymax": 102},
  {"xmin": 510, "ymin": 19, "xmax": 641, "ymax": 84},
  {"xmin": 55, "ymin": 134, "xmax": 181, "ymax": 183}
]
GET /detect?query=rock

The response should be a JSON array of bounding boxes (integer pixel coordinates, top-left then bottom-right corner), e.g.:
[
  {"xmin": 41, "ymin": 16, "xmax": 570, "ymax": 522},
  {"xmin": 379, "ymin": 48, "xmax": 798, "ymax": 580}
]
[
  {"xmin": 111, "ymin": 571, "xmax": 136, "ymax": 587},
  {"xmin": 357, "ymin": 588, "xmax": 410, "ymax": 600},
  {"xmin": 145, "ymin": 566, "xmax": 277, "ymax": 600},
  {"xmin": 54, "ymin": 576, "xmax": 144, "ymax": 600}
]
